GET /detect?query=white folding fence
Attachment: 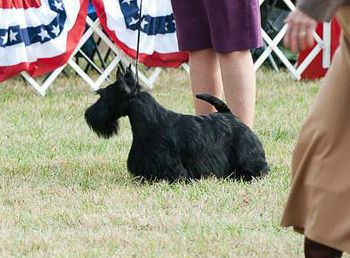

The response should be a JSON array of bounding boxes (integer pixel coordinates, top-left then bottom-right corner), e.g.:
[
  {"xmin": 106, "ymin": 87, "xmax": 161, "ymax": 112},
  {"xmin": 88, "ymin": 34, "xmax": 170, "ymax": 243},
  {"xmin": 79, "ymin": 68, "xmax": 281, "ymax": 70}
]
[
  {"xmin": 256, "ymin": 0, "xmax": 331, "ymax": 79},
  {"xmin": 21, "ymin": 0, "xmax": 332, "ymax": 96}
]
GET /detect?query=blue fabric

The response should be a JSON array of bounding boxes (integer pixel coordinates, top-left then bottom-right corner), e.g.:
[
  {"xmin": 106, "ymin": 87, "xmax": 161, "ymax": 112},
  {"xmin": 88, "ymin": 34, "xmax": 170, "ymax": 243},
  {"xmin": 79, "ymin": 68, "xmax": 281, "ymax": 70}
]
[{"xmin": 88, "ymin": 0, "xmax": 95, "ymax": 14}]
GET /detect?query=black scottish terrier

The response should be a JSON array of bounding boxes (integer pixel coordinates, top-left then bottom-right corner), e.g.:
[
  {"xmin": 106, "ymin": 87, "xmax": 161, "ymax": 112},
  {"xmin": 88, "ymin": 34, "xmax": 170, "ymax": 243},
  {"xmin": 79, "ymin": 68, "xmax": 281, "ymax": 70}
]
[{"xmin": 85, "ymin": 66, "xmax": 269, "ymax": 182}]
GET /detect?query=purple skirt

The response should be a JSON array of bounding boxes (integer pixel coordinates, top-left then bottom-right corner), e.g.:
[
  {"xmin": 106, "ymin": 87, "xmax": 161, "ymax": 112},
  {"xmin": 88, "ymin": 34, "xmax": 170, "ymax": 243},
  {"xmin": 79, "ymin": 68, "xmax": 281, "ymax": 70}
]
[{"xmin": 170, "ymin": 0, "xmax": 263, "ymax": 53}]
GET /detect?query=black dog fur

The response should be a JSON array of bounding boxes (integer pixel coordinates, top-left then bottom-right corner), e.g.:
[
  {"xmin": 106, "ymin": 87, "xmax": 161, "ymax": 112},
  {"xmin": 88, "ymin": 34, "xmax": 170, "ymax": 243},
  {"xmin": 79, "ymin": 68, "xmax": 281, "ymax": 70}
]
[{"xmin": 85, "ymin": 66, "xmax": 269, "ymax": 182}]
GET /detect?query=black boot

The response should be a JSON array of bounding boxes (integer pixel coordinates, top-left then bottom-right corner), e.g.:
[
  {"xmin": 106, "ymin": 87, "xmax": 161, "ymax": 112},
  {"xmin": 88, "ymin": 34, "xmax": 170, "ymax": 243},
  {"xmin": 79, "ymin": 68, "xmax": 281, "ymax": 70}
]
[{"xmin": 304, "ymin": 237, "xmax": 343, "ymax": 258}]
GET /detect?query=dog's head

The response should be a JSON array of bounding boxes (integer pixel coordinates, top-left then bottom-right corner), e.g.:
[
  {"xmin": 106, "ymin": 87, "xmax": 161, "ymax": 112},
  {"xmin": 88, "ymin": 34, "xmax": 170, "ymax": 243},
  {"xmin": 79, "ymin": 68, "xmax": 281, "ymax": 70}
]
[{"xmin": 84, "ymin": 65, "xmax": 140, "ymax": 138}]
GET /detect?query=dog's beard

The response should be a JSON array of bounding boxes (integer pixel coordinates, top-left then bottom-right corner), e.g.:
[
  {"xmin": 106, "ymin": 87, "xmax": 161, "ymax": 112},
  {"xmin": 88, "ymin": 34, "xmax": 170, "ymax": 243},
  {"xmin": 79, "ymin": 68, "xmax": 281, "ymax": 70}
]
[{"xmin": 84, "ymin": 105, "xmax": 119, "ymax": 139}]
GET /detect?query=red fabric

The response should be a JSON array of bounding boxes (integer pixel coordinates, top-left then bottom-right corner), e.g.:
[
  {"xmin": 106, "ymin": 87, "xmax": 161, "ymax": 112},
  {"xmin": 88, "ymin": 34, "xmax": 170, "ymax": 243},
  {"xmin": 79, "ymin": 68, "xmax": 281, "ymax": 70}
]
[
  {"xmin": 0, "ymin": 0, "xmax": 41, "ymax": 9},
  {"xmin": 91, "ymin": 0, "xmax": 189, "ymax": 68},
  {"xmin": 0, "ymin": 0, "xmax": 89, "ymax": 82},
  {"xmin": 297, "ymin": 18, "xmax": 341, "ymax": 80}
]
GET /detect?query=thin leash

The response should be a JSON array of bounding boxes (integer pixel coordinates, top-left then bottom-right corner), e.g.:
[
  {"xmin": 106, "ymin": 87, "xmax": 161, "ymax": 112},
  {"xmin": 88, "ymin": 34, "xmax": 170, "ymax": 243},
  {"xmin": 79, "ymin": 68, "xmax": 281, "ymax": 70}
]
[{"xmin": 134, "ymin": 0, "xmax": 143, "ymax": 87}]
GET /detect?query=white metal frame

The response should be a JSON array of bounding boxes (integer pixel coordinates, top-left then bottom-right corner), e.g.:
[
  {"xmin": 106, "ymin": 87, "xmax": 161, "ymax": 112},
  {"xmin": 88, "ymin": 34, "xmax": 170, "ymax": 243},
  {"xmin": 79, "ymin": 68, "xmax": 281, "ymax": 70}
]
[
  {"xmin": 21, "ymin": 17, "xmax": 163, "ymax": 95},
  {"xmin": 255, "ymin": 0, "xmax": 331, "ymax": 79}
]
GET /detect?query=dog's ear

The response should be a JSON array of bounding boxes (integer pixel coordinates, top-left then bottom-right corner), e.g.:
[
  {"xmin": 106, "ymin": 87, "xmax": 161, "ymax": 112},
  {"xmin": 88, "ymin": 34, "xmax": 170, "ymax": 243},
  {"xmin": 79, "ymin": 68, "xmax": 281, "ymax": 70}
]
[
  {"xmin": 127, "ymin": 64, "xmax": 132, "ymax": 73},
  {"xmin": 124, "ymin": 65, "xmax": 137, "ymax": 85},
  {"xmin": 125, "ymin": 64, "xmax": 132, "ymax": 73},
  {"xmin": 125, "ymin": 65, "xmax": 135, "ymax": 78}
]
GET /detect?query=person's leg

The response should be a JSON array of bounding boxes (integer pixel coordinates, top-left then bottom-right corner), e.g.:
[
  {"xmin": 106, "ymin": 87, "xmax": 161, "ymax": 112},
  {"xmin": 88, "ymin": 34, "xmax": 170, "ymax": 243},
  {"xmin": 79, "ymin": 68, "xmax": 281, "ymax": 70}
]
[
  {"xmin": 304, "ymin": 238, "xmax": 343, "ymax": 258},
  {"xmin": 218, "ymin": 50, "xmax": 256, "ymax": 128},
  {"xmin": 189, "ymin": 48, "xmax": 223, "ymax": 115}
]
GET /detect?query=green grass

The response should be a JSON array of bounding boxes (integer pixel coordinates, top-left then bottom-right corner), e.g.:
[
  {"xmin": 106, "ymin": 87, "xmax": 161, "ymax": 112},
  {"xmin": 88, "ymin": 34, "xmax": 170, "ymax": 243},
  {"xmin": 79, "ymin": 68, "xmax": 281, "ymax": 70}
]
[{"xmin": 0, "ymin": 69, "xmax": 338, "ymax": 257}]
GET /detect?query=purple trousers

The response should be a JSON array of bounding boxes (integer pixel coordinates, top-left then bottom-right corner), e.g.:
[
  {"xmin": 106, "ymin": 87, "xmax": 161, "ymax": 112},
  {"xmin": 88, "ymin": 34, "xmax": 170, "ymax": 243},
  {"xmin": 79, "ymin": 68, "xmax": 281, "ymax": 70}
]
[{"xmin": 170, "ymin": 0, "xmax": 263, "ymax": 52}]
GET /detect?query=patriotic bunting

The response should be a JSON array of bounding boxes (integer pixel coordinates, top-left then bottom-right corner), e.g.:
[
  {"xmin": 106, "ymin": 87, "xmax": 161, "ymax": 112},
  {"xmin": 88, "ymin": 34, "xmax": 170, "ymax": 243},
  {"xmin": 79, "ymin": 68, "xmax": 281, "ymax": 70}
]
[
  {"xmin": 0, "ymin": 0, "xmax": 88, "ymax": 81},
  {"xmin": 91, "ymin": 0, "xmax": 188, "ymax": 68}
]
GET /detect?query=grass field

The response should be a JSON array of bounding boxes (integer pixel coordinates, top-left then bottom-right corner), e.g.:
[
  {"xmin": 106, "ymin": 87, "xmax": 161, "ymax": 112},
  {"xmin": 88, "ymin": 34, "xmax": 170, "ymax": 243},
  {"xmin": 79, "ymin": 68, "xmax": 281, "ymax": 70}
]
[{"xmin": 0, "ymin": 69, "xmax": 340, "ymax": 257}]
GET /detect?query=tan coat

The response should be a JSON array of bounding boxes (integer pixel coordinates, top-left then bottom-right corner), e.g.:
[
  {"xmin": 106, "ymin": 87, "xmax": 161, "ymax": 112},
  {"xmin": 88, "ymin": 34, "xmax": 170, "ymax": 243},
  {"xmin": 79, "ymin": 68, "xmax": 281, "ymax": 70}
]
[
  {"xmin": 298, "ymin": 0, "xmax": 350, "ymax": 21},
  {"xmin": 281, "ymin": 6, "xmax": 350, "ymax": 253}
]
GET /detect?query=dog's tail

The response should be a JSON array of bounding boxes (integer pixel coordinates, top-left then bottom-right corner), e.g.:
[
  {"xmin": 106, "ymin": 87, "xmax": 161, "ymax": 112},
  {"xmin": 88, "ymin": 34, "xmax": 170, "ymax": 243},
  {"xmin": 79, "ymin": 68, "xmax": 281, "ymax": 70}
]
[{"xmin": 196, "ymin": 94, "xmax": 231, "ymax": 113}]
